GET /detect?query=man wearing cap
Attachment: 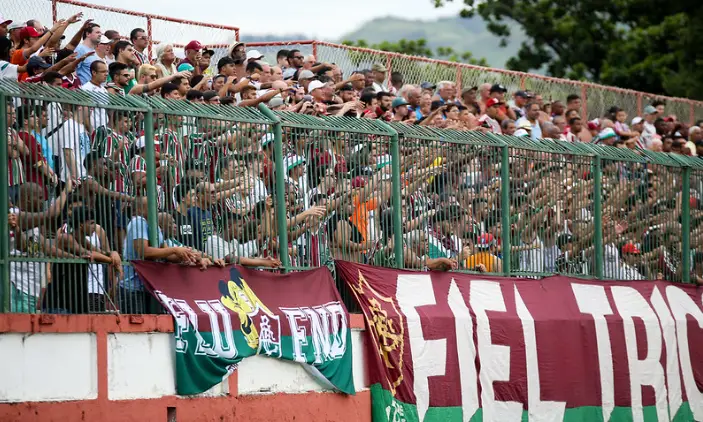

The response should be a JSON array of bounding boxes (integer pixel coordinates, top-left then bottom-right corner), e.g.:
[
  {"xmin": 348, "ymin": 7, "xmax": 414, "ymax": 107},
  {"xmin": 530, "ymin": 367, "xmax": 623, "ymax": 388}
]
[
  {"xmin": 420, "ymin": 81, "xmax": 436, "ymax": 96},
  {"xmin": 94, "ymin": 34, "xmax": 113, "ymax": 64},
  {"xmin": 246, "ymin": 49, "xmax": 264, "ymax": 64},
  {"xmin": 465, "ymin": 233, "xmax": 502, "ymax": 273},
  {"xmin": 12, "ymin": 23, "xmax": 60, "ymax": 82},
  {"xmin": 391, "ymin": 97, "xmax": 410, "ymax": 122},
  {"xmin": 641, "ymin": 105, "xmax": 659, "ymax": 149},
  {"xmin": 477, "ymin": 98, "xmax": 503, "ymax": 134},
  {"xmin": 179, "ymin": 40, "xmax": 204, "ymax": 76},
  {"xmin": 371, "ymin": 63, "xmax": 388, "ymax": 93},
  {"xmin": 200, "ymin": 48, "xmax": 215, "ymax": 76},
  {"xmin": 509, "ymin": 90, "xmax": 530, "ymax": 120},
  {"xmin": 489, "ymin": 84, "xmax": 516, "ymax": 121},
  {"xmin": 0, "ymin": 14, "xmax": 11, "ymax": 38}
]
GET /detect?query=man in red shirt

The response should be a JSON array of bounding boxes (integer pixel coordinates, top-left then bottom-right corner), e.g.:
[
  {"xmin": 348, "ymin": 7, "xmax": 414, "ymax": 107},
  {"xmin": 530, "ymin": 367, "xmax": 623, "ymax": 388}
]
[{"xmin": 16, "ymin": 104, "xmax": 58, "ymax": 199}]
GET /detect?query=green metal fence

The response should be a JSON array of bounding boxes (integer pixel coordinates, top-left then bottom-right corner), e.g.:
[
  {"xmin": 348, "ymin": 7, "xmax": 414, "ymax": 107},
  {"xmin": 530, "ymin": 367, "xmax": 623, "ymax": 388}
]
[{"xmin": 1, "ymin": 80, "xmax": 700, "ymax": 315}]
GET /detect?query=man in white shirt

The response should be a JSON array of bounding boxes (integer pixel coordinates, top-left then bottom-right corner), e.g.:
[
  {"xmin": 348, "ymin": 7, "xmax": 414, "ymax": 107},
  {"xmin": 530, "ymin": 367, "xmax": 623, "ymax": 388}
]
[
  {"xmin": 54, "ymin": 105, "xmax": 89, "ymax": 184},
  {"xmin": 516, "ymin": 101, "xmax": 543, "ymax": 140},
  {"xmin": 81, "ymin": 60, "xmax": 109, "ymax": 132},
  {"xmin": 640, "ymin": 105, "xmax": 659, "ymax": 149},
  {"xmin": 371, "ymin": 63, "xmax": 388, "ymax": 93}
]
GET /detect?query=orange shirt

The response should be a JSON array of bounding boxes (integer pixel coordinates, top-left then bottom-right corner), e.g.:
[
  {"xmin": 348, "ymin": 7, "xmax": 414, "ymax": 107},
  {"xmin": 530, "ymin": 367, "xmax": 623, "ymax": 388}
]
[
  {"xmin": 465, "ymin": 252, "xmax": 500, "ymax": 273},
  {"xmin": 350, "ymin": 196, "xmax": 378, "ymax": 242},
  {"xmin": 11, "ymin": 49, "xmax": 28, "ymax": 81}
]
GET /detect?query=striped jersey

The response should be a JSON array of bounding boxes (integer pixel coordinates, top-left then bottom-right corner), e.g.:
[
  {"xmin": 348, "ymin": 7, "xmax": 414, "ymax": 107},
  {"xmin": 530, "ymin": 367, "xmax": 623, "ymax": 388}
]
[
  {"xmin": 91, "ymin": 127, "xmax": 132, "ymax": 192},
  {"xmin": 156, "ymin": 128, "xmax": 184, "ymax": 186},
  {"xmin": 7, "ymin": 128, "xmax": 25, "ymax": 186}
]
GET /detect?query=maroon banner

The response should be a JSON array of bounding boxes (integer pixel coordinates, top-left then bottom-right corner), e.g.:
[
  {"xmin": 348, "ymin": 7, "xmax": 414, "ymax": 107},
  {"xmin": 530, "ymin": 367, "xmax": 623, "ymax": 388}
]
[
  {"xmin": 133, "ymin": 262, "xmax": 354, "ymax": 396},
  {"xmin": 337, "ymin": 260, "xmax": 703, "ymax": 421}
]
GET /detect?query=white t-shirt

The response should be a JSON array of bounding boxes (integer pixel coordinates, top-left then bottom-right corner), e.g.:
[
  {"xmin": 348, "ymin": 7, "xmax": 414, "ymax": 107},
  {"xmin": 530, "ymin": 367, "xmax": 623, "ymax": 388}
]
[
  {"xmin": 81, "ymin": 82, "xmax": 109, "ymax": 131},
  {"xmin": 86, "ymin": 232, "xmax": 106, "ymax": 294},
  {"xmin": 519, "ymin": 236, "xmax": 545, "ymax": 273},
  {"xmin": 478, "ymin": 114, "xmax": 502, "ymax": 134},
  {"xmin": 0, "ymin": 60, "xmax": 19, "ymax": 80},
  {"xmin": 55, "ymin": 118, "xmax": 89, "ymax": 182},
  {"xmin": 204, "ymin": 234, "xmax": 238, "ymax": 261},
  {"xmin": 9, "ymin": 208, "xmax": 47, "ymax": 297}
]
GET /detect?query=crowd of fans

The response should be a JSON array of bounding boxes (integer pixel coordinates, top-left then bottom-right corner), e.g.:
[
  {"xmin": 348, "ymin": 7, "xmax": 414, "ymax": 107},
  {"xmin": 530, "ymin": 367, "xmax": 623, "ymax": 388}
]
[{"xmin": 1, "ymin": 13, "xmax": 702, "ymax": 314}]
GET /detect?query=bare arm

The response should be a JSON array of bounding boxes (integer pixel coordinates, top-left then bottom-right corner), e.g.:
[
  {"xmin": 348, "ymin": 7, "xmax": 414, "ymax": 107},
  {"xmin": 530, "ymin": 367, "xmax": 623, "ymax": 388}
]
[
  {"xmin": 238, "ymin": 88, "xmax": 283, "ymax": 108},
  {"xmin": 130, "ymin": 71, "xmax": 191, "ymax": 96}
]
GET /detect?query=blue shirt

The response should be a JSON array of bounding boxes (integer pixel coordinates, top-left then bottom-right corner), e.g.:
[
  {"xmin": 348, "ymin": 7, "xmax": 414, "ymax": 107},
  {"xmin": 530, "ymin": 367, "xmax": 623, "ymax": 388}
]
[
  {"xmin": 121, "ymin": 216, "xmax": 164, "ymax": 291},
  {"xmin": 75, "ymin": 44, "xmax": 98, "ymax": 85},
  {"xmin": 31, "ymin": 130, "xmax": 53, "ymax": 171},
  {"xmin": 185, "ymin": 206, "xmax": 214, "ymax": 252}
]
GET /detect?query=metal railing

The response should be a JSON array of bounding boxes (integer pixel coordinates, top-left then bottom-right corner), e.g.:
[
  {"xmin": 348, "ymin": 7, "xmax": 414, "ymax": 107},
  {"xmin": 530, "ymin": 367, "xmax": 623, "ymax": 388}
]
[{"xmin": 1, "ymin": 81, "xmax": 701, "ymax": 315}]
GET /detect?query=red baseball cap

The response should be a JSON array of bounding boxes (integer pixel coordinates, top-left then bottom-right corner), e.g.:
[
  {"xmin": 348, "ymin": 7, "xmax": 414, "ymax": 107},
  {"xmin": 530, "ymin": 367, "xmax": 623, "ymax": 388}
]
[
  {"xmin": 351, "ymin": 176, "xmax": 367, "ymax": 189},
  {"xmin": 184, "ymin": 40, "xmax": 203, "ymax": 51},
  {"xmin": 621, "ymin": 243, "xmax": 641, "ymax": 255},
  {"xmin": 485, "ymin": 98, "xmax": 502, "ymax": 108},
  {"xmin": 476, "ymin": 233, "xmax": 496, "ymax": 249},
  {"xmin": 19, "ymin": 26, "xmax": 42, "ymax": 40}
]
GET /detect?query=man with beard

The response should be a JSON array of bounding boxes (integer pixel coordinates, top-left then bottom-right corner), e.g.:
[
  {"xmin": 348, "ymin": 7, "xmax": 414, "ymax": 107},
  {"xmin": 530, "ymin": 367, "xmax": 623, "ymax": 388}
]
[{"xmin": 227, "ymin": 41, "xmax": 247, "ymax": 79}]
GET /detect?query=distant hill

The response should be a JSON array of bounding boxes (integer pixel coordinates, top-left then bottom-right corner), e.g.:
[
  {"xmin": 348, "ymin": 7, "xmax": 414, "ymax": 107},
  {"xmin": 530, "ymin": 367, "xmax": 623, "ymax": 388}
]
[{"xmin": 337, "ymin": 16, "xmax": 525, "ymax": 68}]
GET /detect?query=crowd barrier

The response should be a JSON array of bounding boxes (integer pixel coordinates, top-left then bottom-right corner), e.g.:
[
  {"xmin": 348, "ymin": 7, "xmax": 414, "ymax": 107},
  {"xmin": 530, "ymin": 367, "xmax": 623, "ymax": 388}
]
[{"xmin": 1, "ymin": 80, "xmax": 702, "ymax": 315}]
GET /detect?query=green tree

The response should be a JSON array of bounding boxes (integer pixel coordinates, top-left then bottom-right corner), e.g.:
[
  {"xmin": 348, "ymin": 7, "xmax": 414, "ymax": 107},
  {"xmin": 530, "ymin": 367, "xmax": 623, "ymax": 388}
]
[
  {"xmin": 432, "ymin": 0, "xmax": 703, "ymax": 99},
  {"xmin": 342, "ymin": 38, "xmax": 488, "ymax": 67}
]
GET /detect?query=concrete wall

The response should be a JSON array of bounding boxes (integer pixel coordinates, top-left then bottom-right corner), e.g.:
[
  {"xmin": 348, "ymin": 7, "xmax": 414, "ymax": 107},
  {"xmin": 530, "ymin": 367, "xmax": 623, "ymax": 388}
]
[{"xmin": 0, "ymin": 314, "xmax": 370, "ymax": 422}]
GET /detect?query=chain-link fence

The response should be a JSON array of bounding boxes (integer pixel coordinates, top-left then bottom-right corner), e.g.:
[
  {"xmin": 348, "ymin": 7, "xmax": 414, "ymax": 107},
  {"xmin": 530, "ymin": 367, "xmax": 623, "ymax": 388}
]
[
  {"xmin": 1, "ymin": 80, "xmax": 701, "ymax": 316},
  {"xmin": 5, "ymin": 0, "xmax": 239, "ymax": 62},
  {"xmin": 221, "ymin": 40, "xmax": 703, "ymax": 125}
]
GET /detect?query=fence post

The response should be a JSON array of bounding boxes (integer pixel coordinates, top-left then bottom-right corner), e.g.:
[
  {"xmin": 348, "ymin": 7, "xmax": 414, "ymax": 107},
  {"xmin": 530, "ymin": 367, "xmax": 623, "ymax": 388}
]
[
  {"xmin": 682, "ymin": 165, "xmax": 691, "ymax": 283},
  {"xmin": 0, "ymin": 93, "xmax": 8, "ymax": 312},
  {"xmin": 593, "ymin": 154, "xmax": 604, "ymax": 279},
  {"xmin": 258, "ymin": 104, "xmax": 290, "ymax": 271},
  {"xmin": 312, "ymin": 41, "xmax": 317, "ymax": 60},
  {"xmin": 390, "ymin": 131, "xmax": 403, "ymax": 268},
  {"xmin": 637, "ymin": 93, "xmax": 643, "ymax": 117},
  {"xmin": 500, "ymin": 144, "xmax": 511, "ymax": 276},
  {"xmin": 385, "ymin": 54, "xmax": 392, "ymax": 90},
  {"xmin": 690, "ymin": 104, "xmax": 695, "ymax": 126},
  {"xmin": 143, "ymin": 110, "xmax": 159, "ymax": 247},
  {"xmin": 455, "ymin": 67, "xmax": 462, "ymax": 94},
  {"xmin": 146, "ymin": 17, "xmax": 153, "ymax": 62},
  {"xmin": 580, "ymin": 85, "xmax": 588, "ymax": 121}
]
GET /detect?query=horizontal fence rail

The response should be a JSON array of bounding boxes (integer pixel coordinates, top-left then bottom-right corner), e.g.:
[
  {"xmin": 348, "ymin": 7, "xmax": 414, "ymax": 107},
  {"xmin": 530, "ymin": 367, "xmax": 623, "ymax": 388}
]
[{"xmin": 1, "ymin": 81, "xmax": 702, "ymax": 315}]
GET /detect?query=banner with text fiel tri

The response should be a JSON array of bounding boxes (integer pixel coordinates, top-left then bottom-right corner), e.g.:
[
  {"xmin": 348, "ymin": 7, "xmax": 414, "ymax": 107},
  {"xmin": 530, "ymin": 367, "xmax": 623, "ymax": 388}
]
[
  {"xmin": 336, "ymin": 260, "xmax": 703, "ymax": 422},
  {"xmin": 134, "ymin": 262, "xmax": 354, "ymax": 395}
]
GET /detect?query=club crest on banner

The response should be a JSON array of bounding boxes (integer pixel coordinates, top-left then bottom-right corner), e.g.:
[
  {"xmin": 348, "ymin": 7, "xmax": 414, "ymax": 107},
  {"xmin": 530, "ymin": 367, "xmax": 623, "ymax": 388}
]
[
  {"xmin": 351, "ymin": 270, "xmax": 405, "ymax": 396},
  {"xmin": 219, "ymin": 267, "xmax": 282, "ymax": 356}
]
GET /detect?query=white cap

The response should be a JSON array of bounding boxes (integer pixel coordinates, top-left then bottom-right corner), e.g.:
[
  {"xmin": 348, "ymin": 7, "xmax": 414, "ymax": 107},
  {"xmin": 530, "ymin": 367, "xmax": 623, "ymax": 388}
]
[
  {"xmin": 285, "ymin": 154, "xmax": 306, "ymax": 172},
  {"xmin": 514, "ymin": 129, "xmax": 529, "ymax": 137},
  {"xmin": 307, "ymin": 80, "xmax": 326, "ymax": 94},
  {"xmin": 631, "ymin": 116, "xmax": 643, "ymax": 126},
  {"xmin": 260, "ymin": 133, "xmax": 275, "ymax": 148},
  {"xmin": 99, "ymin": 35, "xmax": 111, "ymax": 44},
  {"xmin": 0, "ymin": 15, "xmax": 11, "ymax": 26},
  {"xmin": 246, "ymin": 50, "xmax": 264, "ymax": 61}
]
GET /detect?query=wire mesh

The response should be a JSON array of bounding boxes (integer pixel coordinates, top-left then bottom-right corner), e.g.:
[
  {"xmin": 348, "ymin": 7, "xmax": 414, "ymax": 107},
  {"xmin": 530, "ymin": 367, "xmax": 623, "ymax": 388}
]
[
  {"xmin": 49, "ymin": 0, "xmax": 238, "ymax": 63},
  {"xmin": 1, "ymin": 79, "xmax": 702, "ymax": 316},
  {"xmin": 599, "ymin": 152, "xmax": 684, "ymax": 281}
]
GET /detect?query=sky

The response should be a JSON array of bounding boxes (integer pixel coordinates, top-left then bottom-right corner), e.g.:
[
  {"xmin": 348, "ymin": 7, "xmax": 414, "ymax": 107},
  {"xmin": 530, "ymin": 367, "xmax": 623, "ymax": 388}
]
[{"xmin": 51, "ymin": 0, "xmax": 467, "ymax": 40}]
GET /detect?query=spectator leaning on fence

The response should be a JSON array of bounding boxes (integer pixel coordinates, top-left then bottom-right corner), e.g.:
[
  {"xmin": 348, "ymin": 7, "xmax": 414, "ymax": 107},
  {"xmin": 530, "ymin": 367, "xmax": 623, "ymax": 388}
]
[{"xmin": 3, "ymin": 11, "xmax": 703, "ymax": 315}]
